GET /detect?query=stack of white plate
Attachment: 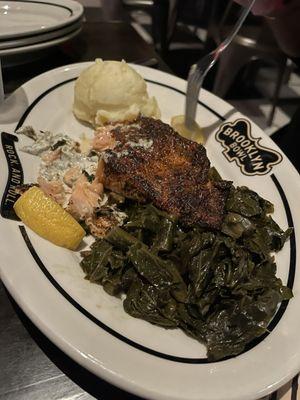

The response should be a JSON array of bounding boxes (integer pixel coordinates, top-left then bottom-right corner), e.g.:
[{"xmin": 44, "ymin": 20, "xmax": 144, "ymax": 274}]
[{"xmin": 0, "ymin": 0, "xmax": 84, "ymax": 57}]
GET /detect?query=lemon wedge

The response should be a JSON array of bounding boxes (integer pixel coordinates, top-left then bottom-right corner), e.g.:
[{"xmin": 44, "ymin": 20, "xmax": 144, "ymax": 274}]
[
  {"xmin": 14, "ymin": 186, "xmax": 85, "ymax": 250},
  {"xmin": 171, "ymin": 115, "xmax": 205, "ymax": 144}
]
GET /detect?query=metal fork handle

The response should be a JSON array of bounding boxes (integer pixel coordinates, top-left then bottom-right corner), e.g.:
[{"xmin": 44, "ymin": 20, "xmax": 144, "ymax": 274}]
[
  {"xmin": 218, "ymin": 0, "xmax": 256, "ymax": 52},
  {"xmin": 185, "ymin": 0, "xmax": 256, "ymax": 130}
]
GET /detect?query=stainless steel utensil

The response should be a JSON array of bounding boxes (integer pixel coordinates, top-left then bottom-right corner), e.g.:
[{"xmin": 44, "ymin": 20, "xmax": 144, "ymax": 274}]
[{"xmin": 184, "ymin": 0, "xmax": 256, "ymax": 132}]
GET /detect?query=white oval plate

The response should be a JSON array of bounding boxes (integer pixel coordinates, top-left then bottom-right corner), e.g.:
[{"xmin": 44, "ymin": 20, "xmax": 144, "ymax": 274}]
[
  {"xmin": 0, "ymin": 0, "xmax": 83, "ymax": 40},
  {"xmin": 0, "ymin": 26, "xmax": 82, "ymax": 56},
  {"xmin": 0, "ymin": 63, "xmax": 299, "ymax": 400},
  {"xmin": 0, "ymin": 18, "xmax": 82, "ymax": 50}
]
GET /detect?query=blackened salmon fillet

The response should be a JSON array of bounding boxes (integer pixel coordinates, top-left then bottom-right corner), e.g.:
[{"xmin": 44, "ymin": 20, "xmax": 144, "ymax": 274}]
[{"xmin": 102, "ymin": 117, "xmax": 231, "ymax": 229}]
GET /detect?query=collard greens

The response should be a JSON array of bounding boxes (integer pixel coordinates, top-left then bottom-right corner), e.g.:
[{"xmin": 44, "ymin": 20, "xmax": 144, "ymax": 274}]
[{"xmin": 80, "ymin": 180, "xmax": 292, "ymax": 361}]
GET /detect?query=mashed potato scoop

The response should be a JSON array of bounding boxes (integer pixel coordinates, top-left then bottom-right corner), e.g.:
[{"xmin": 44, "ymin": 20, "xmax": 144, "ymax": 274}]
[{"xmin": 73, "ymin": 59, "xmax": 161, "ymax": 127}]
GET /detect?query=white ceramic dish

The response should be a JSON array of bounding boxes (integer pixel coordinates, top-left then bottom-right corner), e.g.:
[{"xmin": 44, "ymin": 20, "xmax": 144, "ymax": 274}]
[
  {"xmin": 0, "ymin": 63, "xmax": 299, "ymax": 400},
  {"xmin": 0, "ymin": 0, "xmax": 83, "ymax": 40},
  {"xmin": 0, "ymin": 27, "xmax": 82, "ymax": 56},
  {"xmin": 0, "ymin": 18, "xmax": 82, "ymax": 50}
]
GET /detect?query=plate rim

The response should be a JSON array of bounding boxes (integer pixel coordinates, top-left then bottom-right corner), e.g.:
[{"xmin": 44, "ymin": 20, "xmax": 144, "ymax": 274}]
[
  {"xmin": 0, "ymin": 0, "xmax": 84, "ymax": 40},
  {"xmin": 0, "ymin": 17, "xmax": 82, "ymax": 50},
  {"xmin": 0, "ymin": 26, "xmax": 82, "ymax": 56}
]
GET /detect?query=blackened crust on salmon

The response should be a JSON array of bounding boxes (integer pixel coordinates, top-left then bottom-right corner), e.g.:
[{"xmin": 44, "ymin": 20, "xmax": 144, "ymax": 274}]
[{"xmin": 103, "ymin": 117, "xmax": 231, "ymax": 229}]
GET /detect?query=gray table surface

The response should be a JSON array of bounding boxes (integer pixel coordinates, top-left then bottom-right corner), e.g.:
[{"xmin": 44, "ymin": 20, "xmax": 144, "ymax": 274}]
[
  {"xmin": 0, "ymin": 283, "xmax": 94, "ymax": 400},
  {"xmin": 0, "ymin": 281, "xmax": 142, "ymax": 400}
]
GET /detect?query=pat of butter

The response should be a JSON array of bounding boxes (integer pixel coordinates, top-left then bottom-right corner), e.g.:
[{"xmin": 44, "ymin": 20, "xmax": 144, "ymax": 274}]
[{"xmin": 171, "ymin": 115, "xmax": 204, "ymax": 144}]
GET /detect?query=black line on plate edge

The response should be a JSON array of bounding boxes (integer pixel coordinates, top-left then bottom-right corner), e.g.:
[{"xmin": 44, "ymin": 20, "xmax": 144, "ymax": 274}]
[
  {"xmin": 18, "ymin": 173, "xmax": 296, "ymax": 364},
  {"xmin": 15, "ymin": 78, "xmax": 76, "ymax": 131},
  {"xmin": 19, "ymin": 225, "xmax": 209, "ymax": 364},
  {"xmin": 240, "ymin": 174, "xmax": 296, "ymax": 353},
  {"xmin": 15, "ymin": 77, "xmax": 296, "ymax": 364},
  {"xmin": 145, "ymin": 78, "xmax": 226, "ymax": 121},
  {"xmin": 271, "ymin": 174, "xmax": 296, "ymax": 291},
  {"xmin": 15, "ymin": 77, "xmax": 225, "ymax": 132}
]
